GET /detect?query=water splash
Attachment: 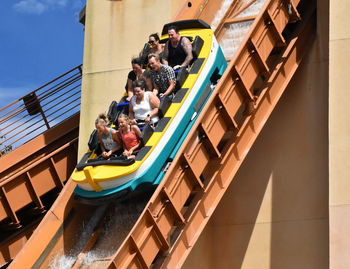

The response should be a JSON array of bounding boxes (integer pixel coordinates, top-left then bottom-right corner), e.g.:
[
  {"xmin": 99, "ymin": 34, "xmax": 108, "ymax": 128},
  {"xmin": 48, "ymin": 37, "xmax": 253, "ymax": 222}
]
[
  {"xmin": 211, "ymin": 0, "xmax": 235, "ymax": 31},
  {"xmin": 236, "ymin": 0, "xmax": 266, "ymax": 18},
  {"xmin": 49, "ymin": 204, "xmax": 108, "ymax": 269},
  {"xmin": 220, "ymin": 20, "xmax": 254, "ymax": 59},
  {"xmin": 79, "ymin": 198, "xmax": 149, "ymax": 267},
  {"xmin": 213, "ymin": 0, "xmax": 267, "ymax": 59}
]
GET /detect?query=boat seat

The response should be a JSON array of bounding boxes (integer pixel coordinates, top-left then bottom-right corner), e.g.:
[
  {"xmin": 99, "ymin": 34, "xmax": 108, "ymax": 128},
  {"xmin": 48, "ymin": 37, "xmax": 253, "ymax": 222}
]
[
  {"xmin": 140, "ymin": 123, "xmax": 154, "ymax": 147},
  {"xmin": 158, "ymin": 96, "xmax": 172, "ymax": 118},
  {"xmin": 88, "ymin": 129, "xmax": 99, "ymax": 151},
  {"xmin": 107, "ymin": 100, "xmax": 129, "ymax": 125},
  {"xmin": 175, "ymin": 67, "xmax": 189, "ymax": 92},
  {"xmin": 191, "ymin": 35, "xmax": 204, "ymax": 61},
  {"xmin": 107, "ymin": 101, "xmax": 119, "ymax": 125}
]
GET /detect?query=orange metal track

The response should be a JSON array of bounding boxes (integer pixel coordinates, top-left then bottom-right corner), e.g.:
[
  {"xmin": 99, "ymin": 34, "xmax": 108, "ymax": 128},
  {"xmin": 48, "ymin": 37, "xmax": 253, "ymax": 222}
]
[{"xmin": 9, "ymin": 0, "xmax": 316, "ymax": 268}]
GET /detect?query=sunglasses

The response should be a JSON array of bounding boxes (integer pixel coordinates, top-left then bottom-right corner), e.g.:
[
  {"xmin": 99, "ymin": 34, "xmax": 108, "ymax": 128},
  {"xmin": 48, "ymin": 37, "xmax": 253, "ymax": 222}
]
[{"xmin": 148, "ymin": 40, "xmax": 155, "ymax": 44}]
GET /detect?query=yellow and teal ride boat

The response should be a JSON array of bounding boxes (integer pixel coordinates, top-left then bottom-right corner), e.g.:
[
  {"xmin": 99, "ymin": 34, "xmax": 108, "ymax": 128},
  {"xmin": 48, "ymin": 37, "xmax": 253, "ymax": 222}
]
[{"xmin": 72, "ymin": 20, "xmax": 227, "ymax": 198}]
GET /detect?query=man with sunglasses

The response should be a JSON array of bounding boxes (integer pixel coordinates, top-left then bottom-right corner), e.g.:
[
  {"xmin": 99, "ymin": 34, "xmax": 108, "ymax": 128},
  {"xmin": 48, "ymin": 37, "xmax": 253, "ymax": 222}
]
[{"xmin": 163, "ymin": 25, "xmax": 193, "ymax": 70}]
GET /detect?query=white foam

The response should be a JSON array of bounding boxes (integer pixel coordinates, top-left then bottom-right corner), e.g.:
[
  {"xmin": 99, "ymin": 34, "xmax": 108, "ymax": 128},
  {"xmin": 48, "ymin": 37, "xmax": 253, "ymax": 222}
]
[
  {"xmin": 236, "ymin": 0, "xmax": 266, "ymax": 18},
  {"xmin": 212, "ymin": 0, "xmax": 268, "ymax": 59},
  {"xmin": 49, "ymin": 205, "xmax": 107, "ymax": 269},
  {"xmin": 211, "ymin": 0, "xmax": 235, "ymax": 31}
]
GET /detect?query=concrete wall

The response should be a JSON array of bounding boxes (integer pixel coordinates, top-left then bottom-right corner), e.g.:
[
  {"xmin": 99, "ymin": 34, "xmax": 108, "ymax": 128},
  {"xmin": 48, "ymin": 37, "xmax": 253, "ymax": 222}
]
[
  {"xmin": 183, "ymin": 1, "xmax": 330, "ymax": 268},
  {"xmin": 329, "ymin": 1, "xmax": 350, "ymax": 268},
  {"xmin": 78, "ymin": 0, "xmax": 184, "ymax": 158}
]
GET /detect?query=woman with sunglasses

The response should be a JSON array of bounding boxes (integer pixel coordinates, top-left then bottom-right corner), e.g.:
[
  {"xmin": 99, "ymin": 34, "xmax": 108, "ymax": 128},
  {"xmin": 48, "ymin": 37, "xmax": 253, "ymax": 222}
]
[
  {"xmin": 140, "ymin": 33, "xmax": 165, "ymax": 68},
  {"xmin": 148, "ymin": 33, "xmax": 164, "ymax": 55}
]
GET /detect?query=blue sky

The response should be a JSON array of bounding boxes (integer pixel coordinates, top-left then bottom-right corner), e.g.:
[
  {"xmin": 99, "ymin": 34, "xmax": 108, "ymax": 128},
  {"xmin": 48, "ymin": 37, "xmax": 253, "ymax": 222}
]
[{"xmin": 0, "ymin": 0, "xmax": 85, "ymax": 108}]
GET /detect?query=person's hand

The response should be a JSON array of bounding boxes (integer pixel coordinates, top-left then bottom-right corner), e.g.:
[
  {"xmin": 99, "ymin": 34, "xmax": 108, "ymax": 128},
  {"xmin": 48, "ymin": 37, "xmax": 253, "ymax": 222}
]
[
  {"xmin": 126, "ymin": 96, "xmax": 131, "ymax": 102},
  {"xmin": 173, "ymin": 65, "xmax": 182, "ymax": 70},
  {"xmin": 123, "ymin": 150, "xmax": 132, "ymax": 157},
  {"xmin": 145, "ymin": 115, "xmax": 151, "ymax": 122},
  {"xmin": 102, "ymin": 151, "xmax": 111, "ymax": 158},
  {"xmin": 159, "ymin": 93, "xmax": 165, "ymax": 98},
  {"xmin": 131, "ymin": 119, "xmax": 137, "ymax": 125}
]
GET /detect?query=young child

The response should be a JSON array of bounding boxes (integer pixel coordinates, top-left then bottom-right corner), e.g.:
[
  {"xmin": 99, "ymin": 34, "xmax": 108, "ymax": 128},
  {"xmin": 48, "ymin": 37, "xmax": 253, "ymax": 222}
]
[
  {"xmin": 95, "ymin": 113, "xmax": 122, "ymax": 159},
  {"xmin": 118, "ymin": 114, "xmax": 141, "ymax": 159}
]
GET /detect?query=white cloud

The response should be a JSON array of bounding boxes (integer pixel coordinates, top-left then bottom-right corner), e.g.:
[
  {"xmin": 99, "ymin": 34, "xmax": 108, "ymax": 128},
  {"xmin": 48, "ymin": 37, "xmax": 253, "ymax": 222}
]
[
  {"xmin": 13, "ymin": 0, "xmax": 81, "ymax": 15},
  {"xmin": 13, "ymin": 0, "xmax": 47, "ymax": 15}
]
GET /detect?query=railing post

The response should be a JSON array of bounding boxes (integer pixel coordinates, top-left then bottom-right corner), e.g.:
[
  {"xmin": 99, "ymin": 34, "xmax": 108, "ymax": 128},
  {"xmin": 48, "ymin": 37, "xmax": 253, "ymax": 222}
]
[{"xmin": 23, "ymin": 92, "xmax": 50, "ymax": 129}]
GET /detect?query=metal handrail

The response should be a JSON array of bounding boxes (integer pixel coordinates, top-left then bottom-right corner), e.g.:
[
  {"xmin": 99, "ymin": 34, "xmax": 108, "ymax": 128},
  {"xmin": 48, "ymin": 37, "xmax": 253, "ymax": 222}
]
[{"xmin": 0, "ymin": 65, "xmax": 82, "ymax": 156}]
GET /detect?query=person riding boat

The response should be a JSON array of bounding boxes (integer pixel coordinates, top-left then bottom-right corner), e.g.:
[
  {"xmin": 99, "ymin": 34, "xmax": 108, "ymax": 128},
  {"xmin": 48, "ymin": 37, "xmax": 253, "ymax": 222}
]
[
  {"xmin": 129, "ymin": 79, "xmax": 160, "ymax": 128},
  {"xmin": 118, "ymin": 114, "xmax": 141, "ymax": 159},
  {"xmin": 95, "ymin": 113, "xmax": 122, "ymax": 159}
]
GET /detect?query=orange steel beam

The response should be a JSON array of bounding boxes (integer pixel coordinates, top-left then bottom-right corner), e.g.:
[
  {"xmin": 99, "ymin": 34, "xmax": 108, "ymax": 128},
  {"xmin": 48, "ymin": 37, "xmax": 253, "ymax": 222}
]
[
  {"xmin": 107, "ymin": 0, "xmax": 316, "ymax": 268},
  {"xmin": 173, "ymin": 0, "xmax": 228, "ymax": 23},
  {"xmin": 0, "ymin": 219, "xmax": 41, "ymax": 267},
  {"xmin": 0, "ymin": 113, "xmax": 79, "ymax": 265},
  {"xmin": 172, "ymin": 0, "xmax": 212, "ymax": 20}
]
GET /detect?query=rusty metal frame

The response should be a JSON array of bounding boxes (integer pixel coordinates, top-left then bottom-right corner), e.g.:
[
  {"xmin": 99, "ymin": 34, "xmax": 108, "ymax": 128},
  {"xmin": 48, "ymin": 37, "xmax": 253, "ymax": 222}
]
[
  {"xmin": 0, "ymin": 113, "xmax": 79, "ymax": 266},
  {"xmin": 0, "ymin": 113, "xmax": 79, "ymax": 223}
]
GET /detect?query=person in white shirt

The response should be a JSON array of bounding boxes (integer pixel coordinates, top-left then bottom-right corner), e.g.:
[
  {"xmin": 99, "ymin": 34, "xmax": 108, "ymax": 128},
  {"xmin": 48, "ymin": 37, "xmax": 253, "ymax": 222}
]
[{"xmin": 129, "ymin": 79, "xmax": 160, "ymax": 127}]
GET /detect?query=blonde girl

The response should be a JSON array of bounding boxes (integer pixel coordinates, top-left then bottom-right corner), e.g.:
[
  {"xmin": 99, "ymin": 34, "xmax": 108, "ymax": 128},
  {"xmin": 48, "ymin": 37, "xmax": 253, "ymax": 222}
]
[{"xmin": 95, "ymin": 113, "xmax": 122, "ymax": 159}]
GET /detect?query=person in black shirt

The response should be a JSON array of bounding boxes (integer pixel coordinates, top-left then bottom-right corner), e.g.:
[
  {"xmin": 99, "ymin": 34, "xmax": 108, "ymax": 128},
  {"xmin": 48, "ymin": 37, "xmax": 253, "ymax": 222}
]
[
  {"xmin": 163, "ymin": 25, "xmax": 193, "ymax": 70},
  {"xmin": 125, "ymin": 57, "xmax": 144, "ymax": 101}
]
